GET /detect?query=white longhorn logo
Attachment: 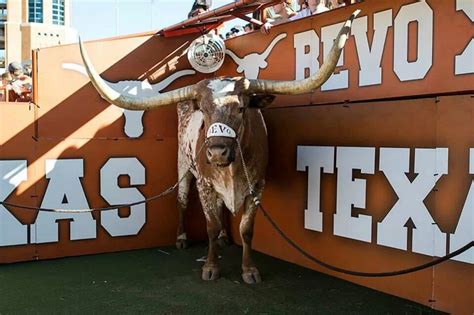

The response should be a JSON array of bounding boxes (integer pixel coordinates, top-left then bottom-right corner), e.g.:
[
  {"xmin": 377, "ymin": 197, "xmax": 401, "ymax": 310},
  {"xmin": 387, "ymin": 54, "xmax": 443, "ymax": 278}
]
[
  {"xmin": 63, "ymin": 63, "xmax": 195, "ymax": 138},
  {"xmin": 226, "ymin": 33, "xmax": 287, "ymax": 79}
]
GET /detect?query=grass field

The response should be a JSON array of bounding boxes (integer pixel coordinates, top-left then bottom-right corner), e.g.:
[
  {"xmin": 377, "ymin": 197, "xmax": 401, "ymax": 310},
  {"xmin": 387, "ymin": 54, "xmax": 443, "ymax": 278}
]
[{"xmin": 0, "ymin": 243, "xmax": 442, "ymax": 314}]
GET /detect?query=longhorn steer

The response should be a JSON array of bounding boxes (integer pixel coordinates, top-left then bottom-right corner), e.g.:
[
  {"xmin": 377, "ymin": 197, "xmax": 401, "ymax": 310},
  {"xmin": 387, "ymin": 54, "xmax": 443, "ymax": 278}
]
[{"xmin": 79, "ymin": 11, "xmax": 358, "ymax": 284}]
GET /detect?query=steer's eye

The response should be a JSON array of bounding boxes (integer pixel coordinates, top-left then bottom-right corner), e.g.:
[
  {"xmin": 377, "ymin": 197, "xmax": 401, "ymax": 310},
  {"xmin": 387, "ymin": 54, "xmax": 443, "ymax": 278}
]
[{"xmin": 238, "ymin": 107, "xmax": 244, "ymax": 114}]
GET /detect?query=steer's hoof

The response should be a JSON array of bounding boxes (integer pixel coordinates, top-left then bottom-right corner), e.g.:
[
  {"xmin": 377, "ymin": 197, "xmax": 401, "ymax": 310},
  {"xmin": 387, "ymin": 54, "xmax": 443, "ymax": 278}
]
[
  {"xmin": 202, "ymin": 264, "xmax": 220, "ymax": 281},
  {"xmin": 242, "ymin": 267, "xmax": 261, "ymax": 284},
  {"xmin": 176, "ymin": 239, "xmax": 188, "ymax": 249}
]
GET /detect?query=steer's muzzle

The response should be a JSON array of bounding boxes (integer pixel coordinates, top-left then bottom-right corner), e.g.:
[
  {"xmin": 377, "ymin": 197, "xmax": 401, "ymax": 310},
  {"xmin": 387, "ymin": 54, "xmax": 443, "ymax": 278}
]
[{"xmin": 206, "ymin": 143, "xmax": 235, "ymax": 167}]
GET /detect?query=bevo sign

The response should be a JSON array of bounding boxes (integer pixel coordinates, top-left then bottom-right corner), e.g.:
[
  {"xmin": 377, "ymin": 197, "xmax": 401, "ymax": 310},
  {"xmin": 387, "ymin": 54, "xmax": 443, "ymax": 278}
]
[
  {"xmin": 220, "ymin": 0, "xmax": 473, "ymax": 118},
  {"xmin": 294, "ymin": 0, "xmax": 473, "ymax": 90}
]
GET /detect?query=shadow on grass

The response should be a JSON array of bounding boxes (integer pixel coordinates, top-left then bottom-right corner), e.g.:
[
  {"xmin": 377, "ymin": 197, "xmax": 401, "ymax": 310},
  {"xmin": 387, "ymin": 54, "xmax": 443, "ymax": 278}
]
[{"xmin": 0, "ymin": 243, "xmax": 444, "ymax": 314}]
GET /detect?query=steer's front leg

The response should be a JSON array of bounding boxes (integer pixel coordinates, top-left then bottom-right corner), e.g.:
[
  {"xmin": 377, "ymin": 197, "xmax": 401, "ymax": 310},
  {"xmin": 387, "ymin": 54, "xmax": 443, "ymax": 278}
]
[
  {"xmin": 240, "ymin": 185, "xmax": 263, "ymax": 284},
  {"xmin": 176, "ymin": 171, "xmax": 193, "ymax": 249},
  {"xmin": 197, "ymin": 179, "xmax": 221, "ymax": 281}
]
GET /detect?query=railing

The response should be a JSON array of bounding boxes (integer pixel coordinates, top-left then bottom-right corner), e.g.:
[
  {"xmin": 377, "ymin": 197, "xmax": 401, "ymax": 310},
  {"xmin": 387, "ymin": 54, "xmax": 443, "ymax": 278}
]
[{"xmin": 0, "ymin": 85, "xmax": 32, "ymax": 102}]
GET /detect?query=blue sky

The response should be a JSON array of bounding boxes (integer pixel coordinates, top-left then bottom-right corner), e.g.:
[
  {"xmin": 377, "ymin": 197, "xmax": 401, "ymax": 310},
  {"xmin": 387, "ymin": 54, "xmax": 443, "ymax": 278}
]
[{"xmin": 71, "ymin": 0, "xmax": 240, "ymax": 41}]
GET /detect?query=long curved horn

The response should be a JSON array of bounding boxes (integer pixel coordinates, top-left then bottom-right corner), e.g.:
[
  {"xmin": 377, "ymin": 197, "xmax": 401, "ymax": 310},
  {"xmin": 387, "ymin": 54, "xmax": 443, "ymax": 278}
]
[
  {"xmin": 248, "ymin": 10, "xmax": 360, "ymax": 95},
  {"xmin": 79, "ymin": 38, "xmax": 197, "ymax": 110}
]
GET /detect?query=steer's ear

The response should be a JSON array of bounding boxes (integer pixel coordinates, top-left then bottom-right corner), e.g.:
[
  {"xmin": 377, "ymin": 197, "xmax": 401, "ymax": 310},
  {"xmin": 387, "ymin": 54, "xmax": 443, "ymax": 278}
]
[{"xmin": 248, "ymin": 94, "xmax": 276, "ymax": 108}]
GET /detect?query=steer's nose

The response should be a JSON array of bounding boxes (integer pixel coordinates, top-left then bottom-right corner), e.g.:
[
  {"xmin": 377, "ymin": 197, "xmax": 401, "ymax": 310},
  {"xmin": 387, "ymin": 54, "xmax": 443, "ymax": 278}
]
[{"xmin": 206, "ymin": 145, "xmax": 234, "ymax": 166}]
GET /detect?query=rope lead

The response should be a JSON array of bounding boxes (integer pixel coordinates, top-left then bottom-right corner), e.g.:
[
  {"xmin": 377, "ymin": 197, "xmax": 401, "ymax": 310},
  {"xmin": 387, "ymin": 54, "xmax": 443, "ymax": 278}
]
[{"xmin": 0, "ymin": 141, "xmax": 208, "ymax": 213}]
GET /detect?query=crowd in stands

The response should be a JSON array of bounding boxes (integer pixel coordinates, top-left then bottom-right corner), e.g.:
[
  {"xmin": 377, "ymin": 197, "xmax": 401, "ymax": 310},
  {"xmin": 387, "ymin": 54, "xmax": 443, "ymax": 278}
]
[
  {"xmin": 0, "ymin": 61, "xmax": 32, "ymax": 102},
  {"xmin": 188, "ymin": 0, "xmax": 361, "ymax": 38}
]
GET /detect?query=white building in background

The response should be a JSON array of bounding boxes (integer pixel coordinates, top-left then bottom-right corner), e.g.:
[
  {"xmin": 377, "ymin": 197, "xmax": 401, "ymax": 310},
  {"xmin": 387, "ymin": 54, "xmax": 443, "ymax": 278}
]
[{"xmin": 4, "ymin": 0, "xmax": 77, "ymax": 68}]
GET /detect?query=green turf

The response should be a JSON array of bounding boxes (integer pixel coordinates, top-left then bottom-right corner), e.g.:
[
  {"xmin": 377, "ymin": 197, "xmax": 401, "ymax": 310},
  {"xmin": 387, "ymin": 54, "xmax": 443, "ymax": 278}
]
[{"xmin": 0, "ymin": 243, "xmax": 443, "ymax": 314}]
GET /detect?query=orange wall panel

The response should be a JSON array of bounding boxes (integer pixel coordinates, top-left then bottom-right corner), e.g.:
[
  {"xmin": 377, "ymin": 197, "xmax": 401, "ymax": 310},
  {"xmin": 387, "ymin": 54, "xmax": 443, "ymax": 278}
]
[{"xmin": 227, "ymin": 95, "xmax": 473, "ymax": 314}]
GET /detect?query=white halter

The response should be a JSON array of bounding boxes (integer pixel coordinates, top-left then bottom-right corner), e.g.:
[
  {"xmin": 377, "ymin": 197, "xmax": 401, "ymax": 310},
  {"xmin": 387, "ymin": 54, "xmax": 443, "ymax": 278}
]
[{"xmin": 206, "ymin": 123, "xmax": 237, "ymax": 138}]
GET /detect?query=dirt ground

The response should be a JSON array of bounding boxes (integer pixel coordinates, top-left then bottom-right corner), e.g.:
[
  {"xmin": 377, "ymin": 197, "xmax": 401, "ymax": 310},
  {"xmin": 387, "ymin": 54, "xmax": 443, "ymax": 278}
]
[{"xmin": 0, "ymin": 243, "xmax": 443, "ymax": 314}]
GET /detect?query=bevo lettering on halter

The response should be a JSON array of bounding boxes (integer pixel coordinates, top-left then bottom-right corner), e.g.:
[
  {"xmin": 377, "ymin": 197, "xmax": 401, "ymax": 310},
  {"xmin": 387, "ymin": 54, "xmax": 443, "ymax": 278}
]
[{"xmin": 207, "ymin": 123, "xmax": 236, "ymax": 138}]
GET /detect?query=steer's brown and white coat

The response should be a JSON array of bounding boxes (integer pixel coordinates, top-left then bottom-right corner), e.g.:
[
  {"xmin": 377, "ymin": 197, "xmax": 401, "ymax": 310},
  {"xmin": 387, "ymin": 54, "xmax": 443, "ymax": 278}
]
[{"xmin": 78, "ymin": 10, "xmax": 358, "ymax": 284}]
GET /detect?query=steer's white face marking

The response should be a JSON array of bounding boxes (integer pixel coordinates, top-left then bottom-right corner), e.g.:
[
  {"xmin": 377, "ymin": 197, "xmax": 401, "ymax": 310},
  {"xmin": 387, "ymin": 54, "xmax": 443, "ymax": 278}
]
[
  {"xmin": 214, "ymin": 95, "xmax": 239, "ymax": 108},
  {"xmin": 208, "ymin": 80, "xmax": 236, "ymax": 105}
]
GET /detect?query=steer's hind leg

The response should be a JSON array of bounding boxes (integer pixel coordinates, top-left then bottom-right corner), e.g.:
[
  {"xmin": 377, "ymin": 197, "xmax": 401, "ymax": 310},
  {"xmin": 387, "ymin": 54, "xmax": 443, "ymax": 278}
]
[
  {"xmin": 216, "ymin": 199, "xmax": 230, "ymax": 248},
  {"xmin": 241, "ymin": 183, "xmax": 264, "ymax": 284},
  {"xmin": 176, "ymin": 171, "xmax": 193, "ymax": 249},
  {"xmin": 197, "ymin": 180, "xmax": 221, "ymax": 281}
]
